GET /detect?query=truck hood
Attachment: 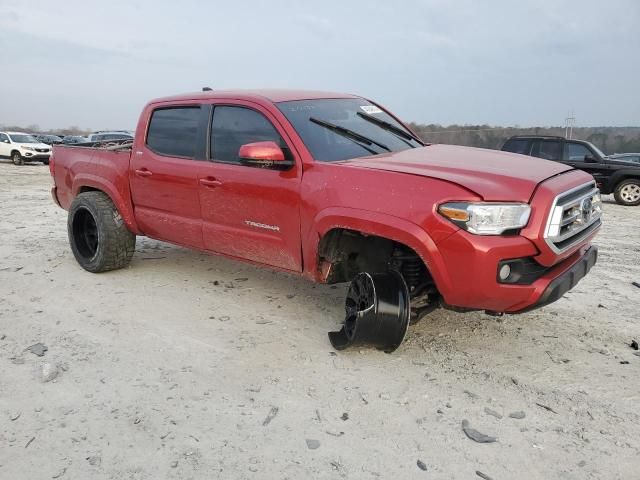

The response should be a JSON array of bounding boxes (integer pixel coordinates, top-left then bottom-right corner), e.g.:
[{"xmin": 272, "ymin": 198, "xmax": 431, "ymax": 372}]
[{"xmin": 343, "ymin": 144, "xmax": 573, "ymax": 202}]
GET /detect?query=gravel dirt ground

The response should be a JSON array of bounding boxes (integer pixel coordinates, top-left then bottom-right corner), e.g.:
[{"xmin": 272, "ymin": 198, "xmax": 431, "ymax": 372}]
[{"xmin": 1, "ymin": 162, "xmax": 639, "ymax": 480}]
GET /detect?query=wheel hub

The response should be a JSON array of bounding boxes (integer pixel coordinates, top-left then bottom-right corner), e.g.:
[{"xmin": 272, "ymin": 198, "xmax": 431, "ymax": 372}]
[{"xmin": 620, "ymin": 184, "xmax": 640, "ymax": 202}]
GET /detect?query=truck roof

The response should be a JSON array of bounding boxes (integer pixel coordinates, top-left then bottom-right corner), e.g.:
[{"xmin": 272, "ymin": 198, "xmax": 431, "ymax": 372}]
[{"xmin": 149, "ymin": 89, "xmax": 360, "ymax": 105}]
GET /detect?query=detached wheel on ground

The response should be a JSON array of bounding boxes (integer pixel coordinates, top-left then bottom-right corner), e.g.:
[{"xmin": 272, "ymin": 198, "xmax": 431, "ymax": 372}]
[
  {"xmin": 67, "ymin": 191, "xmax": 136, "ymax": 272},
  {"xmin": 12, "ymin": 152, "xmax": 23, "ymax": 166},
  {"xmin": 328, "ymin": 270, "xmax": 410, "ymax": 353},
  {"xmin": 614, "ymin": 179, "xmax": 640, "ymax": 206}
]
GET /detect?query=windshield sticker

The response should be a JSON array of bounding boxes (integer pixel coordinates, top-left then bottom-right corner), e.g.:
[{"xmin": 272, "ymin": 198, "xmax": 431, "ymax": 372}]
[{"xmin": 360, "ymin": 105, "xmax": 383, "ymax": 114}]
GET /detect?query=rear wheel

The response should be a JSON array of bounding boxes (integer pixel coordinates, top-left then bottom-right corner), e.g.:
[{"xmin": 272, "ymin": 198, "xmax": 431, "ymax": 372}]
[
  {"xmin": 614, "ymin": 179, "xmax": 640, "ymax": 206},
  {"xmin": 68, "ymin": 191, "xmax": 136, "ymax": 272},
  {"xmin": 11, "ymin": 151, "xmax": 23, "ymax": 166}
]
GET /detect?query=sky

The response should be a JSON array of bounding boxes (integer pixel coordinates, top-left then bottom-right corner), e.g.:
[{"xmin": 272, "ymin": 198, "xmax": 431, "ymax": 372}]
[{"xmin": 0, "ymin": 0, "xmax": 639, "ymax": 130}]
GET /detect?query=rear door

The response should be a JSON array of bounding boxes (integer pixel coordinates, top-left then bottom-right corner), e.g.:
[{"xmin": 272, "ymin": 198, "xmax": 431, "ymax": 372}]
[
  {"xmin": 197, "ymin": 102, "xmax": 303, "ymax": 271},
  {"xmin": 502, "ymin": 138, "xmax": 532, "ymax": 155},
  {"xmin": 530, "ymin": 139, "xmax": 563, "ymax": 162},
  {"xmin": 130, "ymin": 105, "xmax": 207, "ymax": 248}
]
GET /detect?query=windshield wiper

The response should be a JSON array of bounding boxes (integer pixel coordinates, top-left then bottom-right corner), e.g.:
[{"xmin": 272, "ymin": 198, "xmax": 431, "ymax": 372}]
[
  {"xmin": 356, "ymin": 112, "xmax": 424, "ymax": 147},
  {"xmin": 309, "ymin": 117, "xmax": 390, "ymax": 154}
]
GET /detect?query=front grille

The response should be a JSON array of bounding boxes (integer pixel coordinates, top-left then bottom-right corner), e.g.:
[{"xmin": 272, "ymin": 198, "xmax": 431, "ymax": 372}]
[
  {"xmin": 36, "ymin": 148, "xmax": 49, "ymax": 153},
  {"xmin": 544, "ymin": 182, "xmax": 602, "ymax": 253}
]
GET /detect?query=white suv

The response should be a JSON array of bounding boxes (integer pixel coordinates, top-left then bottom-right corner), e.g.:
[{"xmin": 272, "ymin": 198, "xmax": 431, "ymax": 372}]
[{"xmin": 0, "ymin": 131, "xmax": 52, "ymax": 165}]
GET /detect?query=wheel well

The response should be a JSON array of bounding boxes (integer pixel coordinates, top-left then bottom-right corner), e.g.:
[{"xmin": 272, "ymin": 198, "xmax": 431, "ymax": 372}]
[
  {"xmin": 317, "ymin": 228, "xmax": 439, "ymax": 316},
  {"xmin": 615, "ymin": 176, "xmax": 640, "ymax": 187},
  {"xmin": 78, "ymin": 186, "xmax": 102, "ymax": 194},
  {"xmin": 10, "ymin": 149, "xmax": 20, "ymax": 156}
]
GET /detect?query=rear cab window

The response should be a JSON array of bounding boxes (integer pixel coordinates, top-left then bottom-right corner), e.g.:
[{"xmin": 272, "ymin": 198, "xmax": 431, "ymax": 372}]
[{"xmin": 146, "ymin": 107, "xmax": 202, "ymax": 158}]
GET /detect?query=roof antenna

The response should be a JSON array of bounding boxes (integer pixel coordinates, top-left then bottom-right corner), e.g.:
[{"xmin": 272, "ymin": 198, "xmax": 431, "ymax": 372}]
[{"xmin": 202, "ymin": 87, "xmax": 213, "ymax": 92}]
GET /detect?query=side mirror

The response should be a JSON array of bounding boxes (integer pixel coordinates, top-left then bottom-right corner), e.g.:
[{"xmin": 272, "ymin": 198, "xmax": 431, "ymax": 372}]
[
  {"xmin": 584, "ymin": 155, "xmax": 598, "ymax": 163},
  {"xmin": 238, "ymin": 141, "xmax": 292, "ymax": 169},
  {"xmin": 2, "ymin": 139, "xmax": 9, "ymax": 143}
]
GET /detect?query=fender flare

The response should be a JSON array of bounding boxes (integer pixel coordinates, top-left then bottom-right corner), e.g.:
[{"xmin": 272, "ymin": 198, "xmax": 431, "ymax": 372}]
[
  {"xmin": 608, "ymin": 169, "xmax": 640, "ymax": 191},
  {"xmin": 304, "ymin": 207, "xmax": 452, "ymax": 294},
  {"xmin": 71, "ymin": 174, "xmax": 141, "ymax": 234}
]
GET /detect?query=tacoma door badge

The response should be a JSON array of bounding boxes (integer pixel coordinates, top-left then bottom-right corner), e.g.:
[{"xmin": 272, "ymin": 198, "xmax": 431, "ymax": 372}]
[{"xmin": 245, "ymin": 220, "xmax": 280, "ymax": 232}]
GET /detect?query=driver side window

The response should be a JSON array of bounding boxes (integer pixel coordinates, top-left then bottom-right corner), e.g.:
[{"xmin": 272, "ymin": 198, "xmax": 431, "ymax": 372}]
[
  {"xmin": 564, "ymin": 142, "xmax": 592, "ymax": 161},
  {"xmin": 210, "ymin": 106, "xmax": 287, "ymax": 164}
]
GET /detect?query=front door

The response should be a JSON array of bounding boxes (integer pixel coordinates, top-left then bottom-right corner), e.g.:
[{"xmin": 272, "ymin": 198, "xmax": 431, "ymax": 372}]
[
  {"xmin": 198, "ymin": 104, "xmax": 302, "ymax": 271},
  {"xmin": 563, "ymin": 141, "xmax": 611, "ymax": 185},
  {"xmin": 130, "ymin": 105, "xmax": 206, "ymax": 249}
]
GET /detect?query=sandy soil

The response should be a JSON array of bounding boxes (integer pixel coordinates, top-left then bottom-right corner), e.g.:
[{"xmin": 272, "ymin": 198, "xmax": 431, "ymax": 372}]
[{"xmin": 1, "ymin": 162, "xmax": 639, "ymax": 480}]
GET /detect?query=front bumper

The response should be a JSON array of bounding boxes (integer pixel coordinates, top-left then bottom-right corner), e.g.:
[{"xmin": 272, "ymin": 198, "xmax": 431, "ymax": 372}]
[
  {"xmin": 434, "ymin": 228, "xmax": 597, "ymax": 313},
  {"xmin": 519, "ymin": 246, "xmax": 597, "ymax": 312},
  {"xmin": 22, "ymin": 151, "xmax": 51, "ymax": 159}
]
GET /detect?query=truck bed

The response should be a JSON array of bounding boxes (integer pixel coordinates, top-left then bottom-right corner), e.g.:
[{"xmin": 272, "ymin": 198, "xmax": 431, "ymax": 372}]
[{"xmin": 51, "ymin": 141, "xmax": 138, "ymax": 231}]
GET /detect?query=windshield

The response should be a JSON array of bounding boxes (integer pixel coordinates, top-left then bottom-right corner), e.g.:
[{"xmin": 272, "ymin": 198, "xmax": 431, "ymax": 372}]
[
  {"xmin": 9, "ymin": 134, "xmax": 38, "ymax": 143},
  {"xmin": 277, "ymin": 98, "xmax": 421, "ymax": 162}
]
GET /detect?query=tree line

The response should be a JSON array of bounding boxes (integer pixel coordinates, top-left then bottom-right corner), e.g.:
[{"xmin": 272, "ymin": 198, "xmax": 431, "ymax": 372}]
[
  {"xmin": 3, "ymin": 122, "xmax": 640, "ymax": 154},
  {"xmin": 408, "ymin": 124, "xmax": 640, "ymax": 154}
]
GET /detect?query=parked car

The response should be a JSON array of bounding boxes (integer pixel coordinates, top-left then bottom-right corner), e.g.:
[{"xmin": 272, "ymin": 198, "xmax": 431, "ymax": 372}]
[
  {"xmin": 35, "ymin": 134, "xmax": 63, "ymax": 145},
  {"xmin": 87, "ymin": 131, "xmax": 134, "ymax": 142},
  {"xmin": 609, "ymin": 153, "xmax": 640, "ymax": 164},
  {"xmin": 0, "ymin": 131, "xmax": 52, "ymax": 165},
  {"xmin": 61, "ymin": 136, "xmax": 89, "ymax": 144},
  {"xmin": 49, "ymin": 90, "xmax": 601, "ymax": 351},
  {"xmin": 502, "ymin": 135, "xmax": 640, "ymax": 206}
]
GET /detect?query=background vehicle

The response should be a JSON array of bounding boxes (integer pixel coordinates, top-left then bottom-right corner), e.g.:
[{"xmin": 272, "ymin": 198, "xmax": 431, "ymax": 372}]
[
  {"xmin": 61, "ymin": 135, "xmax": 89, "ymax": 144},
  {"xmin": 87, "ymin": 131, "xmax": 134, "ymax": 142},
  {"xmin": 35, "ymin": 134, "xmax": 63, "ymax": 145},
  {"xmin": 50, "ymin": 90, "xmax": 601, "ymax": 351},
  {"xmin": 502, "ymin": 135, "xmax": 640, "ymax": 206},
  {"xmin": 0, "ymin": 131, "xmax": 51, "ymax": 165}
]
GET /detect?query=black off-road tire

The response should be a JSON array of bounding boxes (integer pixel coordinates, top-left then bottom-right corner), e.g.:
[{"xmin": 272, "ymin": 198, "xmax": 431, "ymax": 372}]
[
  {"xmin": 11, "ymin": 151, "xmax": 23, "ymax": 166},
  {"xmin": 42, "ymin": 159, "xmax": 49, "ymax": 165},
  {"xmin": 68, "ymin": 191, "xmax": 136, "ymax": 272},
  {"xmin": 613, "ymin": 179, "xmax": 640, "ymax": 206}
]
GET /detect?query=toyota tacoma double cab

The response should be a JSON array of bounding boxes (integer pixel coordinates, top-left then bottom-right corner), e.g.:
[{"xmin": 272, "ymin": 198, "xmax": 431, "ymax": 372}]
[
  {"xmin": 502, "ymin": 135, "xmax": 640, "ymax": 206},
  {"xmin": 49, "ymin": 90, "xmax": 602, "ymax": 352}
]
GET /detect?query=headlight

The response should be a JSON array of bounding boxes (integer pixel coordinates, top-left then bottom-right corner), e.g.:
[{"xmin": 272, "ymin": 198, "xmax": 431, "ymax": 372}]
[
  {"xmin": 22, "ymin": 146, "xmax": 35, "ymax": 151},
  {"xmin": 438, "ymin": 202, "xmax": 531, "ymax": 235}
]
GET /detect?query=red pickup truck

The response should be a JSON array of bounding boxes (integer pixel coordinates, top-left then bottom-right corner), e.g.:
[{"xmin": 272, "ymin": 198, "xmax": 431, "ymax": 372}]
[{"xmin": 50, "ymin": 90, "xmax": 601, "ymax": 352}]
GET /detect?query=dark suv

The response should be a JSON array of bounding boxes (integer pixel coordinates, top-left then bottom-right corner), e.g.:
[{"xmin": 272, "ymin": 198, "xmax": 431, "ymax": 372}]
[{"xmin": 502, "ymin": 136, "xmax": 640, "ymax": 206}]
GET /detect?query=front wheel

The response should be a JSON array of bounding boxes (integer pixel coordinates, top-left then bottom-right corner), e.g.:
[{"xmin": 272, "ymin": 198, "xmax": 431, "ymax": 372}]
[
  {"xmin": 328, "ymin": 271, "xmax": 410, "ymax": 353},
  {"xmin": 41, "ymin": 159, "xmax": 49, "ymax": 165},
  {"xmin": 12, "ymin": 152, "xmax": 23, "ymax": 166},
  {"xmin": 614, "ymin": 179, "xmax": 640, "ymax": 206},
  {"xmin": 68, "ymin": 191, "xmax": 136, "ymax": 272}
]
